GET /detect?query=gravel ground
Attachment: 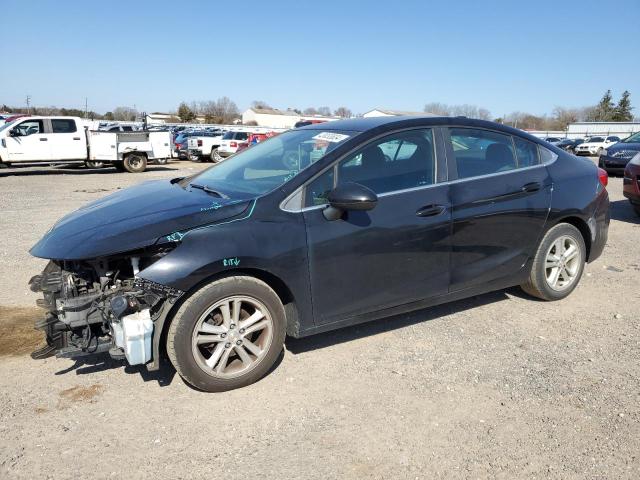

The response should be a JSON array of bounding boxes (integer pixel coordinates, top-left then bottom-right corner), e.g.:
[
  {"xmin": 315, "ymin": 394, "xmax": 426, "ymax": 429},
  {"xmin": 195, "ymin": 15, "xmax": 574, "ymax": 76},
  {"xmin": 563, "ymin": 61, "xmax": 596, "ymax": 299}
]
[{"xmin": 0, "ymin": 160, "xmax": 638, "ymax": 479}]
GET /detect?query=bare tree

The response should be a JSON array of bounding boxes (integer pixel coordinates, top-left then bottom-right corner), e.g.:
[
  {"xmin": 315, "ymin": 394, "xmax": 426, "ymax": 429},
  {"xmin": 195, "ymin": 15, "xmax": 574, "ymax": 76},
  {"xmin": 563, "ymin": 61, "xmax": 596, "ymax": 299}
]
[
  {"xmin": 251, "ymin": 100, "xmax": 271, "ymax": 109},
  {"xmin": 317, "ymin": 106, "xmax": 332, "ymax": 116},
  {"xmin": 424, "ymin": 102, "xmax": 451, "ymax": 116},
  {"xmin": 303, "ymin": 107, "xmax": 318, "ymax": 115},
  {"xmin": 112, "ymin": 106, "xmax": 138, "ymax": 121},
  {"xmin": 334, "ymin": 107, "xmax": 352, "ymax": 118}
]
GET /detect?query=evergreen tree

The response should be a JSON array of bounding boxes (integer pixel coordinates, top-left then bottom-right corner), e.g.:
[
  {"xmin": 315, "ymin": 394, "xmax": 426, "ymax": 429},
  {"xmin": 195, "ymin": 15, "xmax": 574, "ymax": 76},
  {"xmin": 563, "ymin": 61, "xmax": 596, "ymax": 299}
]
[
  {"xmin": 177, "ymin": 102, "xmax": 195, "ymax": 122},
  {"xmin": 612, "ymin": 91, "xmax": 633, "ymax": 122},
  {"xmin": 594, "ymin": 90, "xmax": 615, "ymax": 121}
]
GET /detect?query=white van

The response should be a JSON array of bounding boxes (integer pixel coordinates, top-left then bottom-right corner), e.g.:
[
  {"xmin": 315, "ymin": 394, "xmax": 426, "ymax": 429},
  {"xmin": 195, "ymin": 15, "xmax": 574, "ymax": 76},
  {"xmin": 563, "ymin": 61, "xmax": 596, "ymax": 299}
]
[{"xmin": 0, "ymin": 116, "xmax": 172, "ymax": 172}]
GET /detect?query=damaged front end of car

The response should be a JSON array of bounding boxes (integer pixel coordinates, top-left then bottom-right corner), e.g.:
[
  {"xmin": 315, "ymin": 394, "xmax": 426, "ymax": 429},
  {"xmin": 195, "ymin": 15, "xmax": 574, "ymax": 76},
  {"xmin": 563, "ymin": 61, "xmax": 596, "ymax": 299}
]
[{"xmin": 28, "ymin": 245, "xmax": 183, "ymax": 368}]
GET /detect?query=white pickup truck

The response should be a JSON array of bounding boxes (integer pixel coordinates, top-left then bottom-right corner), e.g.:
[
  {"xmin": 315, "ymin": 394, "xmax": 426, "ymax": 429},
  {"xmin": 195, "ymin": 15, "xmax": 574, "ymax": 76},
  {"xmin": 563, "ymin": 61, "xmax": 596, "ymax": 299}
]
[
  {"xmin": 0, "ymin": 116, "xmax": 172, "ymax": 172},
  {"xmin": 186, "ymin": 131, "xmax": 225, "ymax": 162}
]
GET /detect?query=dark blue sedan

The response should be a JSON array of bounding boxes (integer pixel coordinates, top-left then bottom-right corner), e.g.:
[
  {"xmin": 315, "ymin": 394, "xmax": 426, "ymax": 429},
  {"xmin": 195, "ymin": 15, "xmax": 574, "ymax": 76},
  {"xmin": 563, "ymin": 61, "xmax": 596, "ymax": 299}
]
[{"xmin": 29, "ymin": 116, "xmax": 610, "ymax": 392}]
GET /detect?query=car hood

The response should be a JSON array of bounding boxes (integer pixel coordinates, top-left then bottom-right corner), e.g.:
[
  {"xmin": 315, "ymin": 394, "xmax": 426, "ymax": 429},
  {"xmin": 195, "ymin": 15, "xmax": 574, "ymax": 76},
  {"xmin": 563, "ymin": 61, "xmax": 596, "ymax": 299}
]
[
  {"xmin": 607, "ymin": 142, "xmax": 640, "ymax": 152},
  {"xmin": 30, "ymin": 179, "xmax": 252, "ymax": 260}
]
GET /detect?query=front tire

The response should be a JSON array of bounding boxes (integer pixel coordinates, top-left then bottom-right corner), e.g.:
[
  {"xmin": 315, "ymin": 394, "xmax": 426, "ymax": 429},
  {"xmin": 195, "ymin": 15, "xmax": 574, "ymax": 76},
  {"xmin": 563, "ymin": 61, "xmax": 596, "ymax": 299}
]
[
  {"xmin": 521, "ymin": 223, "xmax": 586, "ymax": 301},
  {"xmin": 167, "ymin": 276, "xmax": 286, "ymax": 392},
  {"xmin": 210, "ymin": 148, "xmax": 222, "ymax": 163}
]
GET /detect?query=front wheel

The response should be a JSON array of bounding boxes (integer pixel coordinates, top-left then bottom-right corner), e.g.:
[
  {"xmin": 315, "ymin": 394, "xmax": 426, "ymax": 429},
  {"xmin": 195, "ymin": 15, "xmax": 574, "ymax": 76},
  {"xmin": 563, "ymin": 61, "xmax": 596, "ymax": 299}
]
[
  {"xmin": 167, "ymin": 276, "xmax": 286, "ymax": 392},
  {"xmin": 521, "ymin": 223, "xmax": 586, "ymax": 301}
]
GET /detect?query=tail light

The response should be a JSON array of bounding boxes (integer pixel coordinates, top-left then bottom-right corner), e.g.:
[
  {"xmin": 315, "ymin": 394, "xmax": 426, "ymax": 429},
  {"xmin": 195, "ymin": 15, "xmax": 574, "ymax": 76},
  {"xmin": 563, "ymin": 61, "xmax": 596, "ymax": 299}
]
[
  {"xmin": 230, "ymin": 141, "xmax": 237, "ymax": 148},
  {"xmin": 197, "ymin": 139, "xmax": 202, "ymax": 147},
  {"xmin": 598, "ymin": 167, "xmax": 608, "ymax": 188}
]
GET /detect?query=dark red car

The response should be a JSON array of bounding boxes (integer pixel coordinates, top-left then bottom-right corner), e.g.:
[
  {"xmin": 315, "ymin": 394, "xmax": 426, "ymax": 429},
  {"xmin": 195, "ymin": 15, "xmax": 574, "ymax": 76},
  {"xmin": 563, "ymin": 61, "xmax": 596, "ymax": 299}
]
[{"xmin": 623, "ymin": 153, "xmax": 640, "ymax": 216}]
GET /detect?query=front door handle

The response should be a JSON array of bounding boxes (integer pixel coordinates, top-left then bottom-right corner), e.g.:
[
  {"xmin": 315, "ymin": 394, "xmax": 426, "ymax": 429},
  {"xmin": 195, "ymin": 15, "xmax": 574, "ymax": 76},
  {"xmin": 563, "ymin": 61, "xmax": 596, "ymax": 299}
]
[
  {"xmin": 522, "ymin": 182, "xmax": 541, "ymax": 193},
  {"xmin": 416, "ymin": 204, "xmax": 446, "ymax": 217},
  {"xmin": 73, "ymin": 137, "xmax": 81, "ymax": 140},
  {"xmin": 39, "ymin": 138, "xmax": 48, "ymax": 141}
]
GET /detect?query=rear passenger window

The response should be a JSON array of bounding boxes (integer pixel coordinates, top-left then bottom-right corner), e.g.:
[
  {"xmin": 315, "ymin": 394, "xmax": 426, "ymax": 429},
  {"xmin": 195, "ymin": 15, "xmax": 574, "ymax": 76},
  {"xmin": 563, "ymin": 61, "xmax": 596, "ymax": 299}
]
[
  {"xmin": 538, "ymin": 145, "xmax": 558, "ymax": 164},
  {"xmin": 513, "ymin": 137, "xmax": 540, "ymax": 167},
  {"xmin": 51, "ymin": 119, "xmax": 77, "ymax": 133},
  {"xmin": 449, "ymin": 128, "xmax": 516, "ymax": 179},
  {"xmin": 336, "ymin": 129, "xmax": 435, "ymax": 194}
]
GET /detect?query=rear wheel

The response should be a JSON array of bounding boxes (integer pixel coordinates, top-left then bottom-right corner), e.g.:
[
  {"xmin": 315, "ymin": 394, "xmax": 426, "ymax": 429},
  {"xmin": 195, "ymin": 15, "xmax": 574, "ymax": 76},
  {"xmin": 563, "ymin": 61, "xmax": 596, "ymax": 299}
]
[
  {"xmin": 521, "ymin": 223, "xmax": 586, "ymax": 301},
  {"xmin": 123, "ymin": 153, "xmax": 147, "ymax": 173},
  {"xmin": 210, "ymin": 148, "xmax": 222, "ymax": 163},
  {"xmin": 167, "ymin": 276, "xmax": 286, "ymax": 392}
]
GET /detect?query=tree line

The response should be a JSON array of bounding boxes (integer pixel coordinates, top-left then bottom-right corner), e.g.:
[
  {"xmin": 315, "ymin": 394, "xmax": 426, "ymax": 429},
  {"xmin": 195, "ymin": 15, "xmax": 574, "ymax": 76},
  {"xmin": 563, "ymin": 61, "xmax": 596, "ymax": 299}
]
[
  {"xmin": 422, "ymin": 90, "xmax": 634, "ymax": 131},
  {"xmin": 2, "ymin": 90, "xmax": 634, "ymax": 129}
]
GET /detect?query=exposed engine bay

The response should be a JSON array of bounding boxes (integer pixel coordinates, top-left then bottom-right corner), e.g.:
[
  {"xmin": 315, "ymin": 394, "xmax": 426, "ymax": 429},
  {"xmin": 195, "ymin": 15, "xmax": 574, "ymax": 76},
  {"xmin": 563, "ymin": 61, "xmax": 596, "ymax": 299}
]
[{"xmin": 28, "ymin": 246, "xmax": 182, "ymax": 365}]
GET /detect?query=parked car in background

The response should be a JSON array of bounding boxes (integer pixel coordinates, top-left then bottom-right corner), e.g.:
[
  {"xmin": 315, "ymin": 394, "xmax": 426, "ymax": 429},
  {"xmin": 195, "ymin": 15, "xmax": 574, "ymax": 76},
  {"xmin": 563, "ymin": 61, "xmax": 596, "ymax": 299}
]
[
  {"xmin": 543, "ymin": 137, "xmax": 563, "ymax": 146},
  {"xmin": 555, "ymin": 138, "xmax": 583, "ymax": 152},
  {"xmin": 102, "ymin": 124, "xmax": 138, "ymax": 132},
  {"xmin": 29, "ymin": 116, "xmax": 610, "ymax": 392},
  {"xmin": 187, "ymin": 131, "xmax": 225, "ymax": 162},
  {"xmin": 598, "ymin": 131, "xmax": 640, "ymax": 175},
  {"xmin": 214, "ymin": 130, "xmax": 250, "ymax": 161},
  {"xmin": 235, "ymin": 132, "xmax": 279, "ymax": 154},
  {"xmin": 174, "ymin": 132, "xmax": 198, "ymax": 159},
  {"xmin": 574, "ymin": 136, "xmax": 620, "ymax": 156},
  {"xmin": 294, "ymin": 119, "xmax": 328, "ymax": 128},
  {"xmin": 623, "ymin": 152, "xmax": 640, "ymax": 216}
]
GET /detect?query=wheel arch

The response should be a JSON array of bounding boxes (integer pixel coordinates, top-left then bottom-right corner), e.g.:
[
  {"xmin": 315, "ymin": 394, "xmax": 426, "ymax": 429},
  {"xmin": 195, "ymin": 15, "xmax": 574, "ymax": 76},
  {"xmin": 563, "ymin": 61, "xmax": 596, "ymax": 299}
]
[
  {"xmin": 549, "ymin": 215, "xmax": 592, "ymax": 261},
  {"xmin": 156, "ymin": 267, "xmax": 300, "ymax": 362}
]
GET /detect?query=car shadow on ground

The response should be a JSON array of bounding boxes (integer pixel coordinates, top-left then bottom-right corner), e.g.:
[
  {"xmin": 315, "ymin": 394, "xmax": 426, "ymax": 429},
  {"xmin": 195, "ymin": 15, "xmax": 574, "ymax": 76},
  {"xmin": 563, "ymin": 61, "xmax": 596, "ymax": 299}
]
[
  {"xmin": 0, "ymin": 163, "xmax": 179, "ymax": 177},
  {"xmin": 286, "ymin": 289, "xmax": 512, "ymax": 355},
  {"xmin": 55, "ymin": 353, "xmax": 176, "ymax": 387},
  {"xmin": 609, "ymin": 199, "xmax": 639, "ymax": 224}
]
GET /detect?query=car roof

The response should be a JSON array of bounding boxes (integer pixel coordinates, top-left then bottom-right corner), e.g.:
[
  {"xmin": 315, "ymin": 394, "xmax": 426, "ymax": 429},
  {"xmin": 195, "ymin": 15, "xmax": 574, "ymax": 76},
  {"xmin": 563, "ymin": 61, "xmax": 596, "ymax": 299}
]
[{"xmin": 297, "ymin": 115, "xmax": 538, "ymax": 140}]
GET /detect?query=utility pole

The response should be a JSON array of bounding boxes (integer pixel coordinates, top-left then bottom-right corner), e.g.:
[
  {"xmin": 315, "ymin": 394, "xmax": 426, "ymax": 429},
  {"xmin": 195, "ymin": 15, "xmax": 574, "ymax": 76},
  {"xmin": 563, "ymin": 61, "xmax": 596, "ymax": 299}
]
[
  {"xmin": 84, "ymin": 97, "xmax": 88, "ymax": 118},
  {"xmin": 25, "ymin": 95, "xmax": 31, "ymax": 114}
]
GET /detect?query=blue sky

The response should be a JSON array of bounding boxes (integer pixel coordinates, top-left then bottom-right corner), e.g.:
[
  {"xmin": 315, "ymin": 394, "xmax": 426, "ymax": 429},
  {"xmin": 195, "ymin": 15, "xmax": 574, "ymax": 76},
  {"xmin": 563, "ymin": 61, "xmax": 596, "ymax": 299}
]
[{"xmin": 1, "ymin": 0, "xmax": 638, "ymax": 117}]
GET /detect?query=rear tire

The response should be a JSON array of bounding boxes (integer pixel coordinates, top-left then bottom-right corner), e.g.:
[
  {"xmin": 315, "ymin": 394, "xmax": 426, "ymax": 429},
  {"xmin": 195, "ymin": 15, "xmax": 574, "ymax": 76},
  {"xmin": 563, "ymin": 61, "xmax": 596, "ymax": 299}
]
[
  {"xmin": 123, "ymin": 153, "xmax": 147, "ymax": 173},
  {"xmin": 210, "ymin": 148, "xmax": 221, "ymax": 163},
  {"xmin": 521, "ymin": 223, "xmax": 586, "ymax": 301},
  {"xmin": 167, "ymin": 276, "xmax": 286, "ymax": 392}
]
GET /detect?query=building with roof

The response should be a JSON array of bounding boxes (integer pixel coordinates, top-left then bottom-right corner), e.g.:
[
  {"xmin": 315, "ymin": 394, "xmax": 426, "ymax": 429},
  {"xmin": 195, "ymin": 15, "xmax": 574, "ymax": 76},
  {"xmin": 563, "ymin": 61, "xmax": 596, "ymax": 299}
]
[
  {"xmin": 363, "ymin": 108, "xmax": 432, "ymax": 118},
  {"xmin": 242, "ymin": 108, "xmax": 339, "ymax": 128}
]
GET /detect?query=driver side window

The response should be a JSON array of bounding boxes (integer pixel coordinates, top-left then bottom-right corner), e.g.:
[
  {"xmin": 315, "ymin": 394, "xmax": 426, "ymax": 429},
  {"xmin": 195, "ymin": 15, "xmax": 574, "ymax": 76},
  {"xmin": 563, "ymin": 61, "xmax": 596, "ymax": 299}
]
[{"xmin": 15, "ymin": 120, "xmax": 44, "ymax": 136}]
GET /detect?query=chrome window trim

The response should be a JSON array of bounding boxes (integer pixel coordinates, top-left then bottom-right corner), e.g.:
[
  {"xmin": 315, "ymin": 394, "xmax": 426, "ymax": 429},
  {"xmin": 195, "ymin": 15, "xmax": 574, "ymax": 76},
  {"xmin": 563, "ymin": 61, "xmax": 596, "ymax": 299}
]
[{"xmin": 280, "ymin": 127, "xmax": 557, "ymax": 214}]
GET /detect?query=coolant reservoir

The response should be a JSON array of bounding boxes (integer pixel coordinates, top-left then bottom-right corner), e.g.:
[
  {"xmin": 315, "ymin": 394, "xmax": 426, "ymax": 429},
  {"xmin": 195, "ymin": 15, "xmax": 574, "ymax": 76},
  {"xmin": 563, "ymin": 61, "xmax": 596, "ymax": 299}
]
[{"xmin": 121, "ymin": 309, "xmax": 153, "ymax": 365}]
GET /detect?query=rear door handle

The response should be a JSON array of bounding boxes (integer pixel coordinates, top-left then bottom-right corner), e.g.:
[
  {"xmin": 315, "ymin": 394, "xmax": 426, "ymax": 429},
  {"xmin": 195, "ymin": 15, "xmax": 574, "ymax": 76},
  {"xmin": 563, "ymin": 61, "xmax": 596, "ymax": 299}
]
[
  {"xmin": 522, "ymin": 182, "xmax": 541, "ymax": 193},
  {"xmin": 39, "ymin": 138, "xmax": 48, "ymax": 141},
  {"xmin": 416, "ymin": 204, "xmax": 446, "ymax": 217},
  {"xmin": 73, "ymin": 137, "xmax": 81, "ymax": 140}
]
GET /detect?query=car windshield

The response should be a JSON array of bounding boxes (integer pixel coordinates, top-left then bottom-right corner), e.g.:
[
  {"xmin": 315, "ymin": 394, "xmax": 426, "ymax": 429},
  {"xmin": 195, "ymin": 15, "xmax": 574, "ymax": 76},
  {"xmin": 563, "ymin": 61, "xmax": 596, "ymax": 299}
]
[
  {"xmin": 182, "ymin": 129, "xmax": 356, "ymax": 197},
  {"xmin": 0, "ymin": 120, "xmax": 17, "ymax": 132},
  {"xmin": 623, "ymin": 132, "xmax": 640, "ymax": 143}
]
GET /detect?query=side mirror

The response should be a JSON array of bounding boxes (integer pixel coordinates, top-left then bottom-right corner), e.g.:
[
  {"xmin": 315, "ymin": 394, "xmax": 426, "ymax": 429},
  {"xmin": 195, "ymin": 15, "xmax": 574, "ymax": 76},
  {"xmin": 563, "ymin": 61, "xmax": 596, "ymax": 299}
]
[
  {"xmin": 323, "ymin": 182, "xmax": 378, "ymax": 221},
  {"xmin": 9, "ymin": 129, "xmax": 19, "ymax": 137}
]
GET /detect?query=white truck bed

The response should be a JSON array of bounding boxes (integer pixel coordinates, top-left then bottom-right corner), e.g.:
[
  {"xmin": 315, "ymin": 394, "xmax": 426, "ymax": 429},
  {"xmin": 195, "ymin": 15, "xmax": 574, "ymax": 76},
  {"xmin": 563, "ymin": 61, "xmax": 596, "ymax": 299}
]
[{"xmin": 88, "ymin": 131, "xmax": 172, "ymax": 162}]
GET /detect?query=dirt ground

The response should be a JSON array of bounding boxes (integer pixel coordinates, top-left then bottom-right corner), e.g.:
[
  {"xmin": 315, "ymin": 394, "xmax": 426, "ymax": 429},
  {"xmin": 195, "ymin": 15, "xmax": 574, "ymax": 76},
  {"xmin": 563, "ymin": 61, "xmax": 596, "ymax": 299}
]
[{"xmin": 0, "ymin": 160, "xmax": 638, "ymax": 479}]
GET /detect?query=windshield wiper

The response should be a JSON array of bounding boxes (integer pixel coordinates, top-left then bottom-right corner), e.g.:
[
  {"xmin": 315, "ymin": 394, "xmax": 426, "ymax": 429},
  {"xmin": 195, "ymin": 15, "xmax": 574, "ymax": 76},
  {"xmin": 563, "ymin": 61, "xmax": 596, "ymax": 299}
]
[{"xmin": 190, "ymin": 183, "xmax": 229, "ymax": 199}]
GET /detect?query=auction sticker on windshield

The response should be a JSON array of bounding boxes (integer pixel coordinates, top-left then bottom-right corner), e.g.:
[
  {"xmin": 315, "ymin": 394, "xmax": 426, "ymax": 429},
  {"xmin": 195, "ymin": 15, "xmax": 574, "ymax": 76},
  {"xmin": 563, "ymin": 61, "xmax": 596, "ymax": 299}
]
[{"xmin": 313, "ymin": 132, "xmax": 350, "ymax": 143}]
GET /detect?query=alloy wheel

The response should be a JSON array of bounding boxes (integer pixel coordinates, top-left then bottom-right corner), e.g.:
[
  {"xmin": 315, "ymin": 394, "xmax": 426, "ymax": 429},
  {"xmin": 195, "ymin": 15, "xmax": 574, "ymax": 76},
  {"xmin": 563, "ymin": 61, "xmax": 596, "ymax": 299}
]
[
  {"xmin": 544, "ymin": 235, "xmax": 581, "ymax": 291},
  {"xmin": 191, "ymin": 296, "xmax": 274, "ymax": 379}
]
